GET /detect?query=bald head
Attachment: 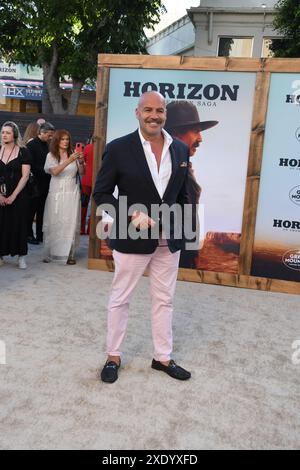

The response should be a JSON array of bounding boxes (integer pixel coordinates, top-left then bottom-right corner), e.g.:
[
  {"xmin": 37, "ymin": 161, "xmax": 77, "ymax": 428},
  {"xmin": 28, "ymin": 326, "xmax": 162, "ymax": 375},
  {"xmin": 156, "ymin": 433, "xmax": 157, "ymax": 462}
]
[
  {"xmin": 135, "ymin": 91, "xmax": 166, "ymax": 141},
  {"xmin": 137, "ymin": 91, "xmax": 166, "ymax": 110}
]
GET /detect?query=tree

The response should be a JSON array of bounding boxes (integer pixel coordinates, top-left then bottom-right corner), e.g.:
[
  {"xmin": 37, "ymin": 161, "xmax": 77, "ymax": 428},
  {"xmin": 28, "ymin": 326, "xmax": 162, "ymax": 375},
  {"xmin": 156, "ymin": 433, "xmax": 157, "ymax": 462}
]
[
  {"xmin": 270, "ymin": 0, "xmax": 300, "ymax": 57},
  {"xmin": 0, "ymin": 0, "xmax": 163, "ymax": 114}
]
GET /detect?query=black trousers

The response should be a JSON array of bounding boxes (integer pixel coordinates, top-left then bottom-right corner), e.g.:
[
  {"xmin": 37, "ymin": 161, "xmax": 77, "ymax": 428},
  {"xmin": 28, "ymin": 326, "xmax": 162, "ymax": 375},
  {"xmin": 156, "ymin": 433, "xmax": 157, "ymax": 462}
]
[{"xmin": 27, "ymin": 189, "xmax": 48, "ymax": 240}]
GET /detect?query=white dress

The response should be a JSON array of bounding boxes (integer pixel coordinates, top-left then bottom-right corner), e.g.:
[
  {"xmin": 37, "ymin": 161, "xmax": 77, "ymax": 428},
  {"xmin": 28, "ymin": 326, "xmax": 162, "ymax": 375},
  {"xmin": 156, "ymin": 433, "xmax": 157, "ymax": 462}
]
[{"xmin": 43, "ymin": 153, "xmax": 81, "ymax": 263}]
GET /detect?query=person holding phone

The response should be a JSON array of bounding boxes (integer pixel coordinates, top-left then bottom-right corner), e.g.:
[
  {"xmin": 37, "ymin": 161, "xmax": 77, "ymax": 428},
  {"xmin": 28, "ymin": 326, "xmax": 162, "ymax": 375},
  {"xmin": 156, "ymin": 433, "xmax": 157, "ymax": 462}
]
[{"xmin": 42, "ymin": 129, "xmax": 85, "ymax": 265}]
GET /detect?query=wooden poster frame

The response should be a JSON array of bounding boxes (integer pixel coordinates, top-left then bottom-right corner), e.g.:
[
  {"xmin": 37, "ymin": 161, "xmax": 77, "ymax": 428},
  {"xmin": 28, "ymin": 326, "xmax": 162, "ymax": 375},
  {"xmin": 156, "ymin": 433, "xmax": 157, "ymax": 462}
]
[{"xmin": 88, "ymin": 54, "xmax": 300, "ymax": 295}]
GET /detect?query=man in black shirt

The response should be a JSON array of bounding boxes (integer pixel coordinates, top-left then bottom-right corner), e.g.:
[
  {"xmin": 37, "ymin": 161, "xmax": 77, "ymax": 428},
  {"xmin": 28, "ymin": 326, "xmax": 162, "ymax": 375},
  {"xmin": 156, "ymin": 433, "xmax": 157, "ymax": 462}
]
[{"xmin": 26, "ymin": 122, "xmax": 55, "ymax": 244}]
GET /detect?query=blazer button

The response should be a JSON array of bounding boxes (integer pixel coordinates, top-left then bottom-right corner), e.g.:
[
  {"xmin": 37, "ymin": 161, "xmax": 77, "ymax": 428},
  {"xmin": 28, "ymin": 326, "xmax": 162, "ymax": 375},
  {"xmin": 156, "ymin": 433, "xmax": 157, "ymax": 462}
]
[{"xmin": 162, "ymin": 199, "xmax": 164, "ymax": 203}]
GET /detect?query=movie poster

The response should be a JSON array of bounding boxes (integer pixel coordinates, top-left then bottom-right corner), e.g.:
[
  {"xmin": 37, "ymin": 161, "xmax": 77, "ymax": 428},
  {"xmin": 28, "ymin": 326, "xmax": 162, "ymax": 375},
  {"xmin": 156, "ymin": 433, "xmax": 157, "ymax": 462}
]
[
  {"xmin": 100, "ymin": 67, "xmax": 256, "ymax": 273},
  {"xmin": 251, "ymin": 73, "xmax": 300, "ymax": 282}
]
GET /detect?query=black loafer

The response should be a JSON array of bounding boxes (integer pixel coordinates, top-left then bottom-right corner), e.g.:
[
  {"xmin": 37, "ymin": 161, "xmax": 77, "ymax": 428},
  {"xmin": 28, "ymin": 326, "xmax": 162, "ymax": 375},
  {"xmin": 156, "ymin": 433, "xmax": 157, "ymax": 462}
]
[
  {"xmin": 151, "ymin": 359, "xmax": 191, "ymax": 380},
  {"xmin": 100, "ymin": 360, "xmax": 120, "ymax": 383}
]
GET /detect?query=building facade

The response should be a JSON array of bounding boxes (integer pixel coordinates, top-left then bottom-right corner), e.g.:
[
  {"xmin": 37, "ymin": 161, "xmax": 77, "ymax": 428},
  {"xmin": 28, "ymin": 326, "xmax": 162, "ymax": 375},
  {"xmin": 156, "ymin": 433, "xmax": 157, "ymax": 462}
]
[
  {"xmin": 0, "ymin": 58, "xmax": 95, "ymax": 116},
  {"xmin": 147, "ymin": 0, "xmax": 280, "ymax": 58}
]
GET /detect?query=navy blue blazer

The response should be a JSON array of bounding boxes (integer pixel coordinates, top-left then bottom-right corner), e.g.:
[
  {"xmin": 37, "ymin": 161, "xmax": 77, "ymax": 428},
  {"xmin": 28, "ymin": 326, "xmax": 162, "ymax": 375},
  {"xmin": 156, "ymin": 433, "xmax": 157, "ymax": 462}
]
[{"xmin": 93, "ymin": 129, "xmax": 190, "ymax": 254}]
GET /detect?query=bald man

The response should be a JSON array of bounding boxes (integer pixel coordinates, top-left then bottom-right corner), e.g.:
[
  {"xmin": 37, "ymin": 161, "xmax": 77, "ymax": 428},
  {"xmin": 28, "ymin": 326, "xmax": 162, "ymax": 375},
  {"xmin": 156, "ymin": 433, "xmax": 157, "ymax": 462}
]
[{"xmin": 93, "ymin": 91, "xmax": 191, "ymax": 383}]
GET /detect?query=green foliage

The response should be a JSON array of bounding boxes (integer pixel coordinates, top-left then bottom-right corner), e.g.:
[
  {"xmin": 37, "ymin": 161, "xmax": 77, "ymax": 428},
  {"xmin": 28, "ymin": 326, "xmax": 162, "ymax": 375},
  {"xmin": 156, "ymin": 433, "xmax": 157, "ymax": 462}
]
[
  {"xmin": 0, "ymin": 0, "xmax": 163, "ymax": 81},
  {"xmin": 270, "ymin": 0, "xmax": 300, "ymax": 57}
]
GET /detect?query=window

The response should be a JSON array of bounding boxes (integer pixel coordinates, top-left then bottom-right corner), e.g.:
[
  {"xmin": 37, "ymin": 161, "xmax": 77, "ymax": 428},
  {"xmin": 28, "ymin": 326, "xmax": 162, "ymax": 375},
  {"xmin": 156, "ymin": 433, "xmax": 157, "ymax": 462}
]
[
  {"xmin": 262, "ymin": 38, "xmax": 282, "ymax": 58},
  {"xmin": 218, "ymin": 37, "xmax": 253, "ymax": 58}
]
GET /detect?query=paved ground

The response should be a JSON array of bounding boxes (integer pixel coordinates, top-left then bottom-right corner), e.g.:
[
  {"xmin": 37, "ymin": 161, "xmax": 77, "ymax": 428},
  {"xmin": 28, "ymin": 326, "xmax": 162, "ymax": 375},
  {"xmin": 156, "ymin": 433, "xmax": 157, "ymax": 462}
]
[{"xmin": 0, "ymin": 237, "xmax": 299, "ymax": 449}]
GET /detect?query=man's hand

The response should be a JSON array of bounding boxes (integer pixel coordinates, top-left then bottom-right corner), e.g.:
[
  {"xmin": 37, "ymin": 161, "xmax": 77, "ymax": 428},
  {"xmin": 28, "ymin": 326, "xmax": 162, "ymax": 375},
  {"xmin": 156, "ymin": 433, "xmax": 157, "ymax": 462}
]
[{"xmin": 131, "ymin": 211, "xmax": 156, "ymax": 231}]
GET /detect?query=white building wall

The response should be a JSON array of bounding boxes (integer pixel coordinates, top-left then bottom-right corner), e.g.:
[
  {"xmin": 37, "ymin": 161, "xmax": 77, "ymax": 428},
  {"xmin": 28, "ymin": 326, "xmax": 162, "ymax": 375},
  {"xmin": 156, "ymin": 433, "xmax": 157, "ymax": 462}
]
[
  {"xmin": 147, "ymin": 0, "xmax": 280, "ymax": 58},
  {"xmin": 147, "ymin": 16, "xmax": 195, "ymax": 56},
  {"xmin": 200, "ymin": 0, "xmax": 276, "ymax": 7},
  {"xmin": 192, "ymin": 11, "xmax": 278, "ymax": 57}
]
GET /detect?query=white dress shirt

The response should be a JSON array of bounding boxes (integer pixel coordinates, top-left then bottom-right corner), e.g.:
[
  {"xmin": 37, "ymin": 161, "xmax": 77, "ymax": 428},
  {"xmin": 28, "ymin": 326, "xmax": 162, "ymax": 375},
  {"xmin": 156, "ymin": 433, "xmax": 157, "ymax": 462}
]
[{"xmin": 138, "ymin": 128, "xmax": 173, "ymax": 199}]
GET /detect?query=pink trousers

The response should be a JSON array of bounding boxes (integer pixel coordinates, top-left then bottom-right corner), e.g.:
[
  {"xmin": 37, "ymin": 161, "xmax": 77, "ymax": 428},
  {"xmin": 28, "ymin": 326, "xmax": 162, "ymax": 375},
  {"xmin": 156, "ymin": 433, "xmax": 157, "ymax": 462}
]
[{"xmin": 107, "ymin": 245, "xmax": 180, "ymax": 362}]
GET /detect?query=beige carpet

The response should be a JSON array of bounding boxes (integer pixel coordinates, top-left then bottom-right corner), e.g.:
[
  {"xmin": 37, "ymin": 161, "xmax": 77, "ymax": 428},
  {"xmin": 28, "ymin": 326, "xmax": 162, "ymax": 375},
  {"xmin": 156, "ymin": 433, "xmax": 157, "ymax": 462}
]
[{"xmin": 0, "ymin": 237, "xmax": 299, "ymax": 450}]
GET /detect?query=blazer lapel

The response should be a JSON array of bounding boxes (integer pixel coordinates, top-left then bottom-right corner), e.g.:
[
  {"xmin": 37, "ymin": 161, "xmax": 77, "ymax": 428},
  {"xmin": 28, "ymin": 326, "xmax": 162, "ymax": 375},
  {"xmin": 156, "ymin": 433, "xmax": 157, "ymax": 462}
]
[
  {"xmin": 130, "ymin": 130, "xmax": 162, "ymax": 201},
  {"xmin": 162, "ymin": 143, "xmax": 178, "ymax": 199}
]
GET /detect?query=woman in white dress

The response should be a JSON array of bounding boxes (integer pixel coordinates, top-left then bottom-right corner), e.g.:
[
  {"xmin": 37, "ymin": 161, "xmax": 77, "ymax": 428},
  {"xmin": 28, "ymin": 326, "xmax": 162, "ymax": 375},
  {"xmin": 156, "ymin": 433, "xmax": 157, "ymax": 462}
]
[{"xmin": 43, "ymin": 130, "xmax": 85, "ymax": 265}]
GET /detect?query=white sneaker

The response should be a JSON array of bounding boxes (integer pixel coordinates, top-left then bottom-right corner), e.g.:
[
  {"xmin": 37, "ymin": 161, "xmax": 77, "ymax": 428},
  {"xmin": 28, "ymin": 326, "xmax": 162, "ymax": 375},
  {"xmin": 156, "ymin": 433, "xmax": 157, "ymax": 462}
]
[
  {"xmin": 0, "ymin": 257, "xmax": 4, "ymax": 267},
  {"xmin": 18, "ymin": 256, "xmax": 27, "ymax": 269}
]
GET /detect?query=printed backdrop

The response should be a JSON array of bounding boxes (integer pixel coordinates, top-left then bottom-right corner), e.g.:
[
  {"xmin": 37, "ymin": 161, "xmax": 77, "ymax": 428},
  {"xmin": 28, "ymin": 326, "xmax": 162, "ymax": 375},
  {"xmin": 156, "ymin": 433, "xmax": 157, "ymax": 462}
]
[
  {"xmin": 100, "ymin": 68, "xmax": 256, "ymax": 273},
  {"xmin": 251, "ymin": 73, "xmax": 300, "ymax": 282}
]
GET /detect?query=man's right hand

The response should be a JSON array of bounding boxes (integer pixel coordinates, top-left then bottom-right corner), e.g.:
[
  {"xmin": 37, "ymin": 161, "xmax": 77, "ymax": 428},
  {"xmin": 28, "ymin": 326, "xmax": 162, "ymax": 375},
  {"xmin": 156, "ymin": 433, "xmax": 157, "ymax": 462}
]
[{"xmin": 131, "ymin": 211, "xmax": 156, "ymax": 230}]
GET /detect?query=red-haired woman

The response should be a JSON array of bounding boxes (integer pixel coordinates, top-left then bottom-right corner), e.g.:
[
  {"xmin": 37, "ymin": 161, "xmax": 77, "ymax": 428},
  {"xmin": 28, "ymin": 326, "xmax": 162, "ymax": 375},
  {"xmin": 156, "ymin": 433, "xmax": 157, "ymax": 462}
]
[{"xmin": 43, "ymin": 130, "xmax": 85, "ymax": 264}]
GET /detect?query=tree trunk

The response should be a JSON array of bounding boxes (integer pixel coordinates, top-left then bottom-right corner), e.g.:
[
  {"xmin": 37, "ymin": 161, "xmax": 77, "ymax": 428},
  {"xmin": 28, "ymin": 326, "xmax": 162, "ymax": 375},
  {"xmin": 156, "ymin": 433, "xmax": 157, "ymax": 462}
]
[
  {"xmin": 69, "ymin": 79, "xmax": 84, "ymax": 115},
  {"xmin": 42, "ymin": 77, "xmax": 53, "ymax": 114},
  {"xmin": 42, "ymin": 44, "xmax": 66, "ymax": 114}
]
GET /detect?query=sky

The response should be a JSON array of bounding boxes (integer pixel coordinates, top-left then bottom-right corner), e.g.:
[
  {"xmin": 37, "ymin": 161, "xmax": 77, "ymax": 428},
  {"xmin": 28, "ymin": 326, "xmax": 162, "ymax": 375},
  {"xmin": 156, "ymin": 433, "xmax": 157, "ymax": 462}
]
[{"xmin": 147, "ymin": 0, "xmax": 200, "ymax": 38}]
